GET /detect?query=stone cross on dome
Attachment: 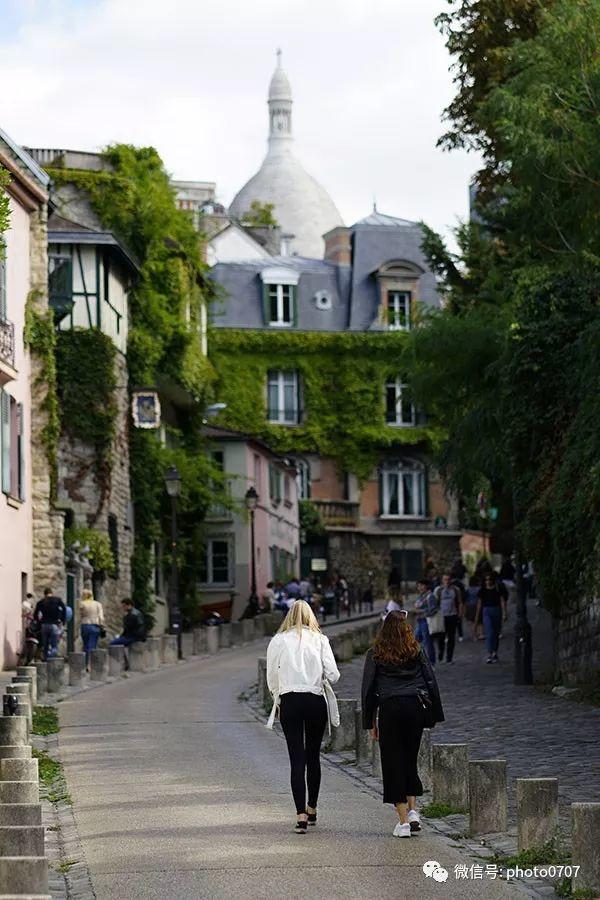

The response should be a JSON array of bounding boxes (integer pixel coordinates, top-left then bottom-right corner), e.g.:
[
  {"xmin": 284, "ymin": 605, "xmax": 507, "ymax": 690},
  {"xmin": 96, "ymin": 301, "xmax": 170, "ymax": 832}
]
[{"xmin": 268, "ymin": 48, "xmax": 293, "ymax": 142}]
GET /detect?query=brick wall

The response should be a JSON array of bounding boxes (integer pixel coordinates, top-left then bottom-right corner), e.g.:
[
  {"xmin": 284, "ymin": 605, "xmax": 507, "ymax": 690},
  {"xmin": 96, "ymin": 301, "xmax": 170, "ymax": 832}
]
[{"xmin": 555, "ymin": 595, "xmax": 600, "ymax": 686}]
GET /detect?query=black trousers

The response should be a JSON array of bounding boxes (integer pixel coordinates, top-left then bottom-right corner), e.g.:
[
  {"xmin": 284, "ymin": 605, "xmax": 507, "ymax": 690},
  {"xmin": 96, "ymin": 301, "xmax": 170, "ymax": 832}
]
[
  {"xmin": 280, "ymin": 692, "xmax": 328, "ymax": 814},
  {"xmin": 438, "ymin": 614, "xmax": 459, "ymax": 662},
  {"xmin": 379, "ymin": 696, "xmax": 425, "ymax": 804}
]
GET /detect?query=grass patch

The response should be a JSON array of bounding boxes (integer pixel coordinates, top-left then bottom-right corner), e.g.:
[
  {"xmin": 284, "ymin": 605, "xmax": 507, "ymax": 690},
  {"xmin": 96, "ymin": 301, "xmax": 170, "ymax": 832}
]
[
  {"xmin": 492, "ymin": 840, "xmax": 569, "ymax": 868},
  {"xmin": 555, "ymin": 881, "xmax": 595, "ymax": 899},
  {"xmin": 421, "ymin": 802, "xmax": 466, "ymax": 818},
  {"xmin": 56, "ymin": 858, "xmax": 77, "ymax": 874},
  {"xmin": 32, "ymin": 749, "xmax": 61, "ymax": 787},
  {"xmin": 32, "ymin": 706, "xmax": 59, "ymax": 735},
  {"xmin": 448, "ymin": 831, "xmax": 466, "ymax": 841}
]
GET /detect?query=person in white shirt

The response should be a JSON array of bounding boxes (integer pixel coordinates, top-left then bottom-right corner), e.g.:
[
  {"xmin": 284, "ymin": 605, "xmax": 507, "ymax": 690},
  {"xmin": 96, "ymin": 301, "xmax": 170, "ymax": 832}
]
[{"xmin": 266, "ymin": 600, "xmax": 340, "ymax": 834}]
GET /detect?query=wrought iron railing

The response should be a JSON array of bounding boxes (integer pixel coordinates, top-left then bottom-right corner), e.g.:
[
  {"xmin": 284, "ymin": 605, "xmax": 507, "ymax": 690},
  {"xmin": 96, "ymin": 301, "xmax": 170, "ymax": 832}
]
[{"xmin": 0, "ymin": 318, "xmax": 15, "ymax": 368}]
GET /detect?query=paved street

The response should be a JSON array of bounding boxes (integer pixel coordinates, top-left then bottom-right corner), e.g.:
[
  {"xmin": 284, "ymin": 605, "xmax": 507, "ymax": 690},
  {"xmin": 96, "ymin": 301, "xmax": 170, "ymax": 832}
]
[{"xmin": 58, "ymin": 642, "xmax": 523, "ymax": 900}]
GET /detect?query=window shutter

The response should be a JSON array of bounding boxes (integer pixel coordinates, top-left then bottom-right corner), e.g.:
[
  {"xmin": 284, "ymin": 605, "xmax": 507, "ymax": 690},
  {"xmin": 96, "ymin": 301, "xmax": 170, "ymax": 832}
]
[
  {"xmin": 378, "ymin": 468, "xmax": 384, "ymax": 517},
  {"xmin": 296, "ymin": 372, "xmax": 302, "ymax": 424},
  {"xmin": 1, "ymin": 391, "xmax": 10, "ymax": 494},
  {"xmin": 423, "ymin": 466, "xmax": 430, "ymax": 518},
  {"xmin": 262, "ymin": 283, "xmax": 270, "ymax": 325},
  {"xmin": 17, "ymin": 402, "xmax": 25, "ymax": 501},
  {"xmin": 292, "ymin": 285, "xmax": 298, "ymax": 327}
]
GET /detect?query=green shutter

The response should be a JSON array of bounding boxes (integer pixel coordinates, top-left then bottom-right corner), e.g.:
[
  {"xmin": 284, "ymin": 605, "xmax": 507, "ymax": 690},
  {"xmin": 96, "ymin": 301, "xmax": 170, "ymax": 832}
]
[
  {"xmin": 262, "ymin": 283, "xmax": 270, "ymax": 325},
  {"xmin": 17, "ymin": 402, "xmax": 25, "ymax": 501},
  {"xmin": 1, "ymin": 391, "xmax": 10, "ymax": 494}
]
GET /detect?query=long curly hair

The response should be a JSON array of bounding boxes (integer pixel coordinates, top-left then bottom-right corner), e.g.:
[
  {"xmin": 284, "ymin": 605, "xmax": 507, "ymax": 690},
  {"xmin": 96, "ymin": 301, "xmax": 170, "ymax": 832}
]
[{"xmin": 373, "ymin": 611, "xmax": 420, "ymax": 666}]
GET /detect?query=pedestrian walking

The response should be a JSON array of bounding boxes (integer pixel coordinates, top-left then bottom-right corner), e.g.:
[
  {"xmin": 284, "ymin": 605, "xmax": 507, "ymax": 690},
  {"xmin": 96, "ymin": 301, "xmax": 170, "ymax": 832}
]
[
  {"xmin": 361, "ymin": 611, "xmax": 444, "ymax": 838},
  {"xmin": 266, "ymin": 600, "xmax": 340, "ymax": 833},
  {"xmin": 413, "ymin": 580, "xmax": 436, "ymax": 664},
  {"xmin": 463, "ymin": 575, "xmax": 481, "ymax": 641},
  {"xmin": 34, "ymin": 588, "xmax": 66, "ymax": 660},
  {"xmin": 18, "ymin": 594, "xmax": 39, "ymax": 665},
  {"xmin": 433, "ymin": 573, "xmax": 462, "ymax": 663},
  {"xmin": 475, "ymin": 573, "xmax": 508, "ymax": 663},
  {"xmin": 79, "ymin": 588, "xmax": 105, "ymax": 665},
  {"xmin": 334, "ymin": 571, "xmax": 350, "ymax": 617}
]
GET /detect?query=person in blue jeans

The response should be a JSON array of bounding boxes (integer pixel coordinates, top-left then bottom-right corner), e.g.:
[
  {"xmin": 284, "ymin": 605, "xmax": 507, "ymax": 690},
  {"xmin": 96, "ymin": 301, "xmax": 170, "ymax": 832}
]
[
  {"xmin": 475, "ymin": 573, "xmax": 508, "ymax": 663},
  {"xmin": 110, "ymin": 599, "xmax": 146, "ymax": 669},
  {"xmin": 34, "ymin": 588, "xmax": 66, "ymax": 660},
  {"xmin": 413, "ymin": 580, "xmax": 436, "ymax": 664}
]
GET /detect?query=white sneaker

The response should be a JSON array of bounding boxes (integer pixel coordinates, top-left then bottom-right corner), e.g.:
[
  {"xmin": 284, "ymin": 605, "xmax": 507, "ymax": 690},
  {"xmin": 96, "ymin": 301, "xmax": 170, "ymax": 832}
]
[
  {"xmin": 407, "ymin": 810, "xmax": 422, "ymax": 832},
  {"xmin": 393, "ymin": 822, "xmax": 412, "ymax": 838}
]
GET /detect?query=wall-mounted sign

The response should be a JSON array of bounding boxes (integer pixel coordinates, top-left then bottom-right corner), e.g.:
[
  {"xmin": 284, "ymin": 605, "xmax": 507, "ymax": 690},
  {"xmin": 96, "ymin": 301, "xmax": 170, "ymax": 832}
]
[
  {"xmin": 311, "ymin": 558, "xmax": 328, "ymax": 572},
  {"xmin": 132, "ymin": 391, "xmax": 161, "ymax": 429}
]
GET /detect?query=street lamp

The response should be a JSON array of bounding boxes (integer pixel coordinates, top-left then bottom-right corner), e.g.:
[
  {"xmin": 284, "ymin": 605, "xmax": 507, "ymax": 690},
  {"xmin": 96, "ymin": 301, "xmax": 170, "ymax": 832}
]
[
  {"xmin": 164, "ymin": 465, "xmax": 183, "ymax": 659},
  {"xmin": 245, "ymin": 486, "xmax": 259, "ymax": 617}
]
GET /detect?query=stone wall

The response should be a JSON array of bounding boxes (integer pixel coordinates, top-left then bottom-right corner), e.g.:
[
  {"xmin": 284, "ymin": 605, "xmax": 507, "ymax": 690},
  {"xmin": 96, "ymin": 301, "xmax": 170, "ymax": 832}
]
[
  {"xmin": 29, "ymin": 204, "xmax": 65, "ymax": 596},
  {"xmin": 57, "ymin": 352, "xmax": 132, "ymax": 635},
  {"xmin": 555, "ymin": 595, "xmax": 600, "ymax": 686}
]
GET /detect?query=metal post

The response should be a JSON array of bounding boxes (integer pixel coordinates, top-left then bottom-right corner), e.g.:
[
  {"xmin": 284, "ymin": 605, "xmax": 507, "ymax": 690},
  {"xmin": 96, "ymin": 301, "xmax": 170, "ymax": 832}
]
[
  {"xmin": 249, "ymin": 508, "xmax": 258, "ymax": 611},
  {"xmin": 170, "ymin": 496, "xmax": 183, "ymax": 660}
]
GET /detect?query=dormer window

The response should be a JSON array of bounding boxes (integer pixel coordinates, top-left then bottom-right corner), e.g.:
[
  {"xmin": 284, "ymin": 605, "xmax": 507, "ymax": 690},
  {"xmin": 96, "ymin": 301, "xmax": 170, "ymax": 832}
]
[
  {"xmin": 376, "ymin": 260, "xmax": 422, "ymax": 332},
  {"xmin": 387, "ymin": 291, "xmax": 411, "ymax": 331},
  {"xmin": 260, "ymin": 266, "xmax": 300, "ymax": 328}
]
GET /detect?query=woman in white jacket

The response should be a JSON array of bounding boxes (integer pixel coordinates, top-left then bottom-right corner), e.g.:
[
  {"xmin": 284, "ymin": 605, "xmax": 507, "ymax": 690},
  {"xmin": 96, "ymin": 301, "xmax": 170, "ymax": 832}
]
[{"xmin": 267, "ymin": 600, "xmax": 340, "ymax": 833}]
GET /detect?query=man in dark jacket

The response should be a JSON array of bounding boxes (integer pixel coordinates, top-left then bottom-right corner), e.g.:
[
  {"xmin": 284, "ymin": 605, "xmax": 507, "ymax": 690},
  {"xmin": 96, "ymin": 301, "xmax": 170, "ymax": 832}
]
[
  {"xmin": 111, "ymin": 599, "xmax": 146, "ymax": 646},
  {"xmin": 34, "ymin": 588, "xmax": 67, "ymax": 660}
]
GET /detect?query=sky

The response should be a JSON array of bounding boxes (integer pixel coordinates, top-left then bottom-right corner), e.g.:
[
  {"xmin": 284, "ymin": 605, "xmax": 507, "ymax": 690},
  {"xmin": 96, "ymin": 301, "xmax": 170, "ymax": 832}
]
[{"xmin": 0, "ymin": 0, "xmax": 480, "ymax": 242}]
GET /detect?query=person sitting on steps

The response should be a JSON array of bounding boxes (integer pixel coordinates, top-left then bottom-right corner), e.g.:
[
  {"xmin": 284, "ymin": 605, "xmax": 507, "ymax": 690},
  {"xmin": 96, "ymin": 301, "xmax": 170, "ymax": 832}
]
[{"xmin": 110, "ymin": 599, "xmax": 146, "ymax": 670}]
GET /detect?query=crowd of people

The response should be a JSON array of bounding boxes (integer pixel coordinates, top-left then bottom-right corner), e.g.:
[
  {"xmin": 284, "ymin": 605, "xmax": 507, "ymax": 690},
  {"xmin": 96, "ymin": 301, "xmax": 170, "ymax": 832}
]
[{"xmin": 258, "ymin": 571, "xmax": 374, "ymax": 621}]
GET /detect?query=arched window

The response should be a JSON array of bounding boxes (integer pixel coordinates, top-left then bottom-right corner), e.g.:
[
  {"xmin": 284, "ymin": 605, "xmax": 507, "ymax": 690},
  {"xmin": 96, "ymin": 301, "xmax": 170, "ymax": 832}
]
[{"xmin": 379, "ymin": 459, "xmax": 426, "ymax": 518}]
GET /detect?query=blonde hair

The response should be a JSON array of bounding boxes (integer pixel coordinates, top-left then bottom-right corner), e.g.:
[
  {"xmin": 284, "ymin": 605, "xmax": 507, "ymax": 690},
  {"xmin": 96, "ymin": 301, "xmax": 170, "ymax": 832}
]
[
  {"xmin": 81, "ymin": 588, "xmax": 94, "ymax": 602},
  {"xmin": 277, "ymin": 600, "xmax": 321, "ymax": 637}
]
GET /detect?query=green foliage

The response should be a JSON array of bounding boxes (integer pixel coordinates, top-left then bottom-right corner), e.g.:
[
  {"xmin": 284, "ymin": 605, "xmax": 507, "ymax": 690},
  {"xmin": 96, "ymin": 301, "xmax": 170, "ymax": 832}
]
[
  {"xmin": 240, "ymin": 200, "xmax": 278, "ymax": 227},
  {"xmin": 421, "ymin": 801, "xmax": 466, "ymax": 818},
  {"xmin": 32, "ymin": 749, "xmax": 62, "ymax": 787},
  {"xmin": 55, "ymin": 329, "xmax": 117, "ymax": 506},
  {"xmin": 32, "ymin": 706, "xmax": 59, "ymax": 735},
  {"xmin": 299, "ymin": 500, "xmax": 325, "ymax": 536},
  {"xmin": 210, "ymin": 329, "xmax": 443, "ymax": 482},
  {"xmin": 64, "ymin": 525, "xmax": 116, "ymax": 576},
  {"xmin": 24, "ymin": 296, "xmax": 60, "ymax": 497},
  {"xmin": 0, "ymin": 166, "xmax": 10, "ymax": 237},
  {"xmin": 493, "ymin": 838, "xmax": 567, "ymax": 868}
]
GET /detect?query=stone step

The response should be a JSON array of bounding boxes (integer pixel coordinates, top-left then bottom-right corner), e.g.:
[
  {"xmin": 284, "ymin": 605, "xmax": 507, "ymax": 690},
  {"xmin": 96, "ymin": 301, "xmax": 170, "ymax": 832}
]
[
  {"xmin": 0, "ymin": 805, "xmax": 42, "ymax": 826},
  {"xmin": 0, "ymin": 782, "xmax": 39, "ymax": 804},
  {"xmin": 0, "ymin": 826, "xmax": 45, "ymax": 857},
  {"xmin": 0, "ymin": 746, "xmax": 32, "ymax": 761},
  {"xmin": 0, "ymin": 858, "xmax": 48, "ymax": 895}
]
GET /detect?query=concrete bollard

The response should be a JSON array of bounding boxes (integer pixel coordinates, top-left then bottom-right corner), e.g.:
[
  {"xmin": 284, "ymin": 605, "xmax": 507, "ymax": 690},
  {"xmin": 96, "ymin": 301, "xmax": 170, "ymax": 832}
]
[
  {"xmin": 0, "ymin": 856, "xmax": 48, "ymax": 894},
  {"xmin": 516, "ymin": 778, "xmax": 559, "ymax": 853},
  {"xmin": 572, "ymin": 802, "xmax": 600, "ymax": 893},
  {"xmin": 372, "ymin": 738, "xmax": 383, "ymax": 780},
  {"xmin": 0, "ymin": 825, "xmax": 45, "ymax": 857},
  {"xmin": 257, "ymin": 658, "xmax": 269, "ymax": 709},
  {"xmin": 0, "ymin": 745, "xmax": 32, "ymax": 760},
  {"xmin": 108, "ymin": 644, "xmax": 125, "ymax": 676},
  {"xmin": 146, "ymin": 637, "xmax": 161, "ymax": 670},
  {"xmin": 418, "ymin": 729, "xmax": 432, "ymax": 792},
  {"xmin": 253, "ymin": 616, "xmax": 266, "ymax": 639},
  {"xmin": 0, "ymin": 717, "xmax": 28, "ymax": 746},
  {"xmin": 432, "ymin": 744, "xmax": 469, "ymax": 810},
  {"xmin": 338, "ymin": 634, "xmax": 354, "ymax": 662},
  {"xmin": 354, "ymin": 708, "xmax": 372, "ymax": 763},
  {"xmin": 34, "ymin": 661, "xmax": 48, "ymax": 697},
  {"xmin": 0, "ymin": 803, "xmax": 42, "ymax": 825},
  {"xmin": 68, "ymin": 652, "xmax": 86, "ymax": 687},
  {"xmin": 242, "ymin": 619, "xmax": 254, "ymax": 643},
  {"xmin": 331, "ymin": 699, "xmax": 358, "ymax": 751},
  {"xmin": 220, "ymin": 623, "xmax": 231, "ymax": 648},
  {"xmin": 4, "ymin": 697, "xmax": 31, "ymax": 731},
  {"xmin": 160, "ymin": 634, "xmax": 178, "ymax": 665},
  {"xmin": 12, "ymin": 675, "xmax": 36, "ymax": 707},
  {"xmin": 5, "ymin": 683, "xmax": 30, "ymax": 697},
  {"xmin": 206, "ymin": 626, "xmax": 220, "ymax": 654},
  {"xmin": 89, "ymin": 649, "xmax": 108, "ymax": 681},
  {"xmin": 469, "ymin": 760, "xmax": 507, "ymax": 835},
  {"xmin": 128, "ymin": 643, "xmax": 147, "ymax": 672},
  {"xmin": 1, "ymin": 758, "xmax": 38, "ymax": 782},
  {"xmin": 230, "ymin": 622, "xmax": 244, "ymax": 646},
  {"xmin": 192, "ymin": 628, "xmax": 207, "ymax": 655},
  {"xmin": 46, "ymin": 658, "xmax": 66, "ymax": 693},
  {"xmin": 16, "ymin": 667, "xmax": 38, "ymax": 706},
  {"xmin": 0, "ymin": 781, "xmax": 39, "ymax": 804},
  {"xmin": 329, "ymin": 635, "xmax": 342, "ymax": 662}
]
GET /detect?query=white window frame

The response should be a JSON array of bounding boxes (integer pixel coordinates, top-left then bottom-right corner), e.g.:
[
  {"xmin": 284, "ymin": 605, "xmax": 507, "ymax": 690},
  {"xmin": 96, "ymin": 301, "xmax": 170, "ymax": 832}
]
[
  {"xmin": 199, "ymin": 536, "xmax": 233, "ymax": 586},
  {"xmin": 385, "ymin": 376, "xmax": 416, "ymax": 427},
  {"xmin": 380, "ymin": 460, "xmax": 426, "ymax": 518},
  {"xmin": 267, "ymin": 370, "xmax": 299, "ymax": 424},
  {"xmin": 387, "ymin": 290, "xmax": 411, "ymax": 331},
  {"xmin": 268, "ymin": 283, "xmax": 294, "ymax": 327}
]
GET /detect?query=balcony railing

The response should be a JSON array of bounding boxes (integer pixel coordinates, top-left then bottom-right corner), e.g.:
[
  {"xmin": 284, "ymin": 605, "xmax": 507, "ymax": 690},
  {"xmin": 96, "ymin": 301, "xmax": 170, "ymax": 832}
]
[
  {"xmin": 0, "ymin": 318, "xmax": 15, "ymax": 368},
  {"xmin": 313, "ymin": 499, "xmax": 360, "ymax": 528}
]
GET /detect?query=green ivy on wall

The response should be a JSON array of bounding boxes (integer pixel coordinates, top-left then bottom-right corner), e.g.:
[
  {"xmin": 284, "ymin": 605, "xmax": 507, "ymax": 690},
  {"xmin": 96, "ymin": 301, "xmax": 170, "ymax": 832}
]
[
  {"xmin": 64, "ymin": 525, "xmax": 116, "ymax": 576},
  {"xmin": 0, "ymin": 167, "xmax": 10, "ymax": 237},
  {"xmin": 24, "ymin": 295, "xmax": 60, "ymax": 498},
  {"xmin": 209, "ymin": 329, "xmax": 444, "ymax": 483}
]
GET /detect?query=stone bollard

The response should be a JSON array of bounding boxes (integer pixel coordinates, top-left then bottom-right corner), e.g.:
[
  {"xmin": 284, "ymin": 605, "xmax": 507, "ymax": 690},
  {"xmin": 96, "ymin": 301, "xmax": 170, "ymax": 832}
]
[
  {"xmin": 161, "ymin": 634, "xmax": 178, "ymax": 665},
  {"xmin": 0, "ymin": 717, "xmax": 28, "ymax": 747},
  {"xmin": 338, "ymin": 634, "xmax": 354, "ymax": 662},
  {"xmin": 46, "ymin": 658, "xmax": 66, "ymax": 693},
  {"xmin": 242, "ymin": 619, "xmax": 254, "ymax": 643},
  {"xmin": 0, "ymin": 745, "xmax": 31, "ymax": 760},
  {"xmin": 0, "ymin": 856, "xmax": 48, "ymax": 894},
  {"xmin": 146, "ymin": 637, "xmax": 161, "ymax": 670},
  {"xmin": 206, "ymin": 626, "xmax": 220, "ymax": 655},
  {"xmin": 432, "ymin": 744, "xmax": 469, "ymax": 810},
  {"xmin": 90, "ymin": 649, "xmax": 108, "ymax": 682},
  {"xmin": 372, "ymin": 737, "xmax": 383, "ymax": 780},
  {"xmin": 128, "ymin": 643, "xmax": 147, "ymax": 672},
  {"xmin": 253, "ymin": 616, "xmax": 266, "ymax": 639},
  {"xmin": 329, "ymin": 635, "xmax": 342, "ymax": 662},
  {"xmin": 418, "ymin": 729, "xmax": 432, "ymax": 792},
  {"xmin": 4, "ymin": 696, "xmax": 31, "ymax": 731},
  {"xmin": 34, "ymin": 661, "xmax": 48, "ymax": 697},
  {"xmin": 192, "ymin": 628, "xmax": 207, "ymax": 655},
  {"xmin": 469, "ymin": 760, "xmax": 507, "ymax": 835},
  {"xmin": 108, "ymin": 644, "xmax": 125, "ymax": 676},
  {"xmin": 5, "ymin": 684, "xmax": 30, "ymax": 697},
  {"xmin": 68, "ymin": 652, "xmax": 86, "ymax": 687},
  {"xmin": 0, "ymin": 781, "xmax": 39, "ymax": 804},
  {"xmin": 230, "ymin": 622, "xmax": 244, "ymax": 646},
  {"xmin": 0, "ymin": 825, "xmax": 45, "ymax": 857},
  {"xmin": 516, "ymin": 778, "xmax": 559, "ymax": 853},
  {"xmin": 12, "ymin": 675, "xmax": 36, "ymax": 707},
  {"xmin": 1, "ymin": 758, "xmax": 39, "ymax": 782},
  {"xmin": 257, "ymin": 658, "xmax": 269, "ymax": 709},
  {"xmin": 16, "ymin": 667, "xmax": 38, "ymax": 706},
  {"xmin": 354, "ymin": 708, "xmax": 372, "ymax": 764},
  {"xmin": 572, "ymin": 802, "xmax": 600, "ymax": 893},
  {"xmin": 0, "ymin": 803, "xmax": 41, "ymax": 826},
  {"xmin": 220, "ymin": 623, "xmax": 231, "ymax": 648},
  {"xmin": 331, "ymin": 699, "xmax": 358, "ymax": 752}
]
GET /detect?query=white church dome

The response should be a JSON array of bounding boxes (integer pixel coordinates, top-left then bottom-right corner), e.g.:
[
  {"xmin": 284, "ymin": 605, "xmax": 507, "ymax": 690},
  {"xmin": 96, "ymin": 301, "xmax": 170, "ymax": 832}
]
[{"xmin": 229, "ymin": 51, "xmax": 344, "ymax": 259}]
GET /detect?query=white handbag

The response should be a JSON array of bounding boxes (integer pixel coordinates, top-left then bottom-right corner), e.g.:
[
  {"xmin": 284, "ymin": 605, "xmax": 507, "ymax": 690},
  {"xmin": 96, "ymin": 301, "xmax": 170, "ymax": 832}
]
[{"xmin": 323, "ymin": 678, "xmax": 339, "ymax": 735}]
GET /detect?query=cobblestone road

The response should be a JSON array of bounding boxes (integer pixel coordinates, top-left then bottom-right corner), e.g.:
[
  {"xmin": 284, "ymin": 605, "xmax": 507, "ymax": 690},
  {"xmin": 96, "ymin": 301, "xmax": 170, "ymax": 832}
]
[{"xmin": 335, "ymin": 600, "xmax": 600, "ymax": 831}]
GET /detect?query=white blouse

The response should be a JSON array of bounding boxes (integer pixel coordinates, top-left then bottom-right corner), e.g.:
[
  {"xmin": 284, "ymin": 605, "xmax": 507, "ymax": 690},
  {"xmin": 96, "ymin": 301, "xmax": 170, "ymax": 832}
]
[{"xmin": 266, "ymin": 627, "xmax": 340, "ymax": 698}]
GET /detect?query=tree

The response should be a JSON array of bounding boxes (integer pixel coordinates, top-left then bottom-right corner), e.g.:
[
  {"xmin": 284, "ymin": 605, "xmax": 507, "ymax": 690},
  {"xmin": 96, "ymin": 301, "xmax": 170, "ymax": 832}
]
[
  {"xmin": 0, "ymin": 167, "xmax": 11, "ymax": 238},
  {"xmin": 241, "ymin": 200, "xmax": 278, "ymax": 228}
]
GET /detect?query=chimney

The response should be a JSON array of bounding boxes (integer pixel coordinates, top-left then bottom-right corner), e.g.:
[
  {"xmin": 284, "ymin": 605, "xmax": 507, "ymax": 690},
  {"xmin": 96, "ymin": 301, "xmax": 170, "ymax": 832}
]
[{"xmin": 324, "ymin": 226, "xmax": 351, "ymax": 265}]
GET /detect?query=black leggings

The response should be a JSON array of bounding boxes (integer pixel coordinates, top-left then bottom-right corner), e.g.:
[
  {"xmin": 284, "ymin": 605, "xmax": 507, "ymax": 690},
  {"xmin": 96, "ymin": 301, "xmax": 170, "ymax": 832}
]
[
  {"xmin": 280, "ymin": 692, "xmax": 328, "ymax": 814},
  {"xmin": 379, "ymin": 696, "xmax": 425, "ymax": 804}
]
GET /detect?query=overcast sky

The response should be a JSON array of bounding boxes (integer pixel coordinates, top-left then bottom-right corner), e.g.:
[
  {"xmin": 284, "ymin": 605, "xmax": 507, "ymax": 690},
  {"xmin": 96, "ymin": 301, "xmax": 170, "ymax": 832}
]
[{"xmin": 0, "ymin": 0, "xmax": 480, "ymax": 242}]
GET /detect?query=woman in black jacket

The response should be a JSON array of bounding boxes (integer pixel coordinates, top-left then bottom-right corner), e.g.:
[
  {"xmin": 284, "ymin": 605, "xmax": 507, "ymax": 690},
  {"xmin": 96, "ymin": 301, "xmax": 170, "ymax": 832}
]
[{"xmin": 361, "ymin": 610, "xmax": 444, "ymax": 839}]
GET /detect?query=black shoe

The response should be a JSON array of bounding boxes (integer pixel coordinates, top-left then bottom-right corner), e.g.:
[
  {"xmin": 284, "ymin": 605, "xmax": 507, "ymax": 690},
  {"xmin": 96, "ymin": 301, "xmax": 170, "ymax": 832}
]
[
  {"xmin": 307, "ymin": 810, "xmax": 317, "ymax": 826},
  {"xmin": 294, "ymin": 819, "xmax": 308, "ymax": 834}
]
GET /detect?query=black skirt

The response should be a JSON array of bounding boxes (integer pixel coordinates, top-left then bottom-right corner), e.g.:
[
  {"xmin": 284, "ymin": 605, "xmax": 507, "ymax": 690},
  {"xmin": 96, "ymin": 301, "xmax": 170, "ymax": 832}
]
[{"xmin": 378, "ymin": 695, "xmax": 426, "ymax": 804}]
